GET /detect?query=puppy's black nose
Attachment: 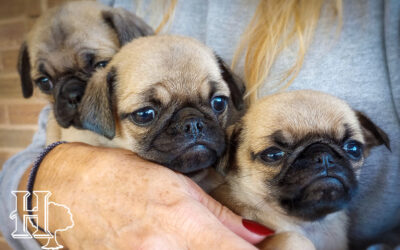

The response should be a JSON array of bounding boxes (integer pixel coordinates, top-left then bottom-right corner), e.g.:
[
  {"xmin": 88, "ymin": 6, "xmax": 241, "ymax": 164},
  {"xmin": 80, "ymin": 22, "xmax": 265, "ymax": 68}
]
[
  {"xmin": 313, "ymin": 152, "xmax": 335, "ymax": 167},
  {"xmin": 67, "ymin": 90, "xmax": 82, "ymax": 104},
  {"xmin": 168, "ymin": 107, "xmax": 206, "ymax": 137},
  {"xmin": 303, "ymin": 143, "xmax": 336, "ymax": 168},
  {"xmin": 61, "ymin": 81, "xmax": 85, "ymax": 106},
  {"xmin": 183, "ymin": 118, "xmax": 204, "ymax": 136}
]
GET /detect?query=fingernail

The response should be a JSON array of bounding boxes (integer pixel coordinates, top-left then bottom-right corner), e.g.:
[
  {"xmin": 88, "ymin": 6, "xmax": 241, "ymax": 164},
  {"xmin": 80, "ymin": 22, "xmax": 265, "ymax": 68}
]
[{"xmin": 242, "ymin": 219, "xmax": 274, "ymax": 236}]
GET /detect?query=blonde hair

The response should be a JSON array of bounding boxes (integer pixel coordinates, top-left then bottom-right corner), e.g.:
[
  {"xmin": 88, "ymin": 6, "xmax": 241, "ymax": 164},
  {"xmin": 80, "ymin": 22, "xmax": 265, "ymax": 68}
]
[
  {"xmin": 233, "ymin": 0, "xmax": 342, "ymax": 103},
  {"xmin": 134, "ymin": 0, "xmax": 177, "ymax": 33},
  {"xmin": 144, "ymin": 0, "xmax": 342, "ymax": 104},
  {"xmin": 154, "ymin": 0, "xmax": 177, "ymax": 33}
]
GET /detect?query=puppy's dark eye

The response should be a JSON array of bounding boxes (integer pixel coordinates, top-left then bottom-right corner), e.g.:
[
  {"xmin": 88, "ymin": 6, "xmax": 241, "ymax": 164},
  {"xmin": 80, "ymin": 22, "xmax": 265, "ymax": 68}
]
[
  {"xmin": 260, "ymin": 147, "xmax": 285, "ymax": 163},
  {"xmin": 343, "ymin": 140, "xmax": 362, "ymax": 160},
  {"xmin": 130, "ymin": 107, "xmax": 156, "ymax": 126},
  {"xmin": 211, "ymin": 96, "xmax": 228, "ymax": 114},
  {"xmin": 35, "ymin": 77, "xmax": 53, "ymax": 93},
  {"xmin": 94, "ymin": 61, "xmax": 109, "ymax": 69}
]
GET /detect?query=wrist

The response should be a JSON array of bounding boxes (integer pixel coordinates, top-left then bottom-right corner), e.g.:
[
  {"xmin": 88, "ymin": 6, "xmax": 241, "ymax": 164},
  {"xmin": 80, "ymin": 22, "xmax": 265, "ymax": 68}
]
[{"xmin": 33, "ymin": 142, "xmax": 88, "ymax": 191}]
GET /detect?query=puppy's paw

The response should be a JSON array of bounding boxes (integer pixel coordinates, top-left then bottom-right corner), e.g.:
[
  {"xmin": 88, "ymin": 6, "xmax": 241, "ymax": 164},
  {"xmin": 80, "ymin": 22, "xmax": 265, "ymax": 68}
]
[{"xmin": 256, "ymin": 232, "xmax": 315, "ymax": 250}]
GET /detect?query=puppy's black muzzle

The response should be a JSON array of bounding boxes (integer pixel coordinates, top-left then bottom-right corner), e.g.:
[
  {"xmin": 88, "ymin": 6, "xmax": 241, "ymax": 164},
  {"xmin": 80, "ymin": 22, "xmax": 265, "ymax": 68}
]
[
  {"xmin": 154, "ymin": 107, "xmax": 225, "ymax": 174},
  {"xmin": 279, "ymin": 143, "xmax": 358, "ymax": 221},
  {"xmin": 54, "ymin": 77, "xmax": 87, "ymax": 128}
]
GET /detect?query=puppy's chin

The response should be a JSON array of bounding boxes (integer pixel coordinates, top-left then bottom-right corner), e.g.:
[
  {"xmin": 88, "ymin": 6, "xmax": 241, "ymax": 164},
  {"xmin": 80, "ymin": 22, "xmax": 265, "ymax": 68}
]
[
  {"xmin": 167, "ymin": 144, "xmax": 218, "ymax": 174},
  {"xmin": 54, "ymin": 100, "xmax": 81, "ymax": 128},
  {"xmin": 280, "ymin": 176, "xmax": 356, "ymax": 221},
  {"xmin": 147, "ymin": 139, "xmax": 223, "ymax": 174}
]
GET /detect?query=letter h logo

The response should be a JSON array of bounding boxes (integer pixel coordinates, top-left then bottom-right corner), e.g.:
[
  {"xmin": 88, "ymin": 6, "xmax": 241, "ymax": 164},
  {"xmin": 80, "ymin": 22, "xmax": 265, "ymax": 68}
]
[{"xmin": 9, "ymin": 191, "xmax": 53, "ymax": 239}]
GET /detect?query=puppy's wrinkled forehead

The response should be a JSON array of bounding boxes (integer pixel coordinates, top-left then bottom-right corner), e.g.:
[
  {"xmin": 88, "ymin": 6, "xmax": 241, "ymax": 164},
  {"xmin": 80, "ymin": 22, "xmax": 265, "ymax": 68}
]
[
  {"xmin": 243, "ymin": 90, "xmax": 364, "ymax": 149},
  {"xmin": 111, "ymin": 35, "xmax": 229, "ymax": 108}
]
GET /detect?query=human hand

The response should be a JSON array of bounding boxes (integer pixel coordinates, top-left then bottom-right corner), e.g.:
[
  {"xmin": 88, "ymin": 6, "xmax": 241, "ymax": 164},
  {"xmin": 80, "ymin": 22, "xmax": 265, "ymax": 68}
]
[{"xmin": 19, "ymin": 143, "xmax": 273, "ymax": 249}]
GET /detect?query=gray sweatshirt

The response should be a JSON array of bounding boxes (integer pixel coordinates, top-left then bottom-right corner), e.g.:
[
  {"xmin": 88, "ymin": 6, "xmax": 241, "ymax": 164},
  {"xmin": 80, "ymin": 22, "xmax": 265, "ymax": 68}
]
[{"xmin": 1, "ymin": 0, "xmax": 399, "ymax": 249}]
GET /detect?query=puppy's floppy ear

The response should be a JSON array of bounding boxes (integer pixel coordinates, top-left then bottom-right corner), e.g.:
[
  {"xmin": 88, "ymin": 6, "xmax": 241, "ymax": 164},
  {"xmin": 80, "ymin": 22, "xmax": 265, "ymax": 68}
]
[
  {"xmin": 215, "ymin": 55, "xmax": 246, "ymax": 111},
  {"xmin": 217, "ymin": 123, "xmax": 243, "ymax": 175},
  {"xmin": 79, "ymin": 68, "xmax": 116, "ymax": 139},
  {"xmin": 355, "ymin": 111, "xmax": 391, "ymax": 152},
  {"xmin": 102, "ymin": 8, "xmax": 154, "ymax": 46},
  {"xmin": 17, "ymin": 42, "xmax": 33, "ymax": 98}
]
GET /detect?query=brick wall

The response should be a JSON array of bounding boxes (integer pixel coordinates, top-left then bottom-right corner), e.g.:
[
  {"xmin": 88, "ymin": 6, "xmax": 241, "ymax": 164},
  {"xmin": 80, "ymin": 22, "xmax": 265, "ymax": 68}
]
[{"xmin": 0, "ymin": 0, "xmax": 90, "ymax": 248}]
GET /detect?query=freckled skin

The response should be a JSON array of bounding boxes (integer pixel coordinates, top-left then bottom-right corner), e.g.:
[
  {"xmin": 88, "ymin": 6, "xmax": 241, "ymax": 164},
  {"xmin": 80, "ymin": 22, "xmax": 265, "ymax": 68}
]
[{"xmin": 18, "ymin": 143, "xmax": 260, "ymax": 249}]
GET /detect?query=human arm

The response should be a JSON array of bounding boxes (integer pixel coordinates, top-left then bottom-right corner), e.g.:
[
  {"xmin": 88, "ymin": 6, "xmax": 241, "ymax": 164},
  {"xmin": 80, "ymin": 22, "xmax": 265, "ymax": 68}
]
[{"xmin": 17, "ymin": 142, "xmax": 271, "ymax": 249}]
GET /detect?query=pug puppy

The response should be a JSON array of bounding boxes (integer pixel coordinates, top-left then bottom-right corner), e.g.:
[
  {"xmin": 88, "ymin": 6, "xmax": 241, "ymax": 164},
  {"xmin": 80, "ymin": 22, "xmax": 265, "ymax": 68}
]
[
  {"xmin": 47, "ymin": 35, "xmax": 245, "ymax": 179},
  {"xmin": 212, "ymin": 90, "xmax": 390, "ymax": 250},
  {"xmin": 17, "ymin": 1, "xmax": 154, "ymax": 131}
]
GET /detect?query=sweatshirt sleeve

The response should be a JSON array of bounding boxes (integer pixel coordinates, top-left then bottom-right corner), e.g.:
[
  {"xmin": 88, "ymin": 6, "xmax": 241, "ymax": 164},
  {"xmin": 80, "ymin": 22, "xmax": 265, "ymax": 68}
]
[{"xmin": 0, "ymin": 106, "xmax": 50, "ymax": 250}]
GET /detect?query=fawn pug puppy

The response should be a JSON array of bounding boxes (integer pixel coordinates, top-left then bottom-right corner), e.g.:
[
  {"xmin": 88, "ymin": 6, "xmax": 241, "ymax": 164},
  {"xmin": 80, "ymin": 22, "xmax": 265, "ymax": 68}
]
[
  {"xmin": 47, "ymin": 35, "xmax": 245, "ymax": 178},
  {"xmin": 213, "ymin": 90, "xmax": 390, "ymax": 250},
  {"xmin": 17, "ymin": 1, "xmax": 153, "ymax": 129}
]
